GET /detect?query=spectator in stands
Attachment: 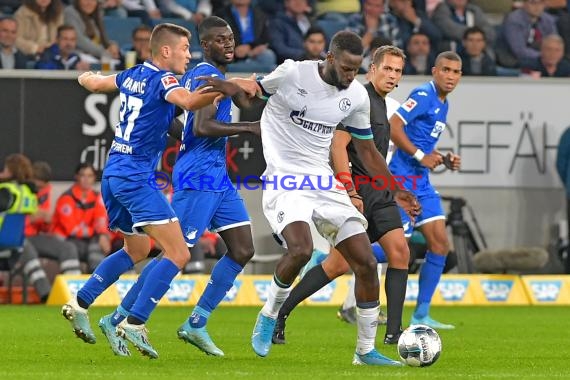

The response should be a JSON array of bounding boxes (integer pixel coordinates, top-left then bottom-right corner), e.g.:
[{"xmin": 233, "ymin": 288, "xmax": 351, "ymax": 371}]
[
  {"xmin": 35, "ymin": 24, "xmax": 90, "ymax": 69},
  {"xmin": 270, "ymin": 0, "xmax": 313, "ymax": 62},
  {"xmin": 403, "ymin": 31, "xmax": 434, "ymax": 74},
  {"xmin": 101, "ymin": 0, "xmax": 128, "ymax": 18},
  {"xmin": 315, "ymin": 0, "xmax": 359, "ymax": 20},
  {"xmin": 51, "ymin": 163, "xmax": 111, "ymax": 273},
  {"xmin": 0, "ymin": 0, "xmax": 21, "ymax": 15},
  {"xmin": 361, "ymin": 35, "xmax": 392, "ymax": 72},
  {"xmin": 501, "ymin": 0, "xmax": 558, "ymax": 64},
  {"xmin": 121, "ymin": 0, "xmax": 161, "ymax": 25},
  {"xmin": 25, "ymin": 161, "xmax": 82, "ymax": 277},
  {"xmin": 161, "ymin": 0, "xmax": 212, "ymax": 24},
  {"xmin": 215, "ymin": 0, "xmax": 276, "ymax": 71},
  {"xmin": 387, "ymin": 0, "xmax": 441, "ymax": 50},
  {"xmin": 0, "ymin": 16, "xmax": 33, "ymax": 69},
  {"xmin": 556, "ymin": 121, "xmax": 570, "ymax": 273},
  {"xmin": 431, "ymin": 0, "xmax": 495, "ymax": 54},
  {"xmin": 14, "ymin": 0, "xmax": 64, "ymax": 56},
  {"xmin": 0, "ymin": 154, "xmax": 51, "ymax": 302},
  {"xmin": 123, "ymin": 24, "xmax": 151, "ymax": 65},
  {"xmin": 299, "ymin": 25, "xmax": 326, "ymax": 60},
  {"xmin": 347, "ymin": 0, "xmax": 395, "ymax": 53},
  {"xmin": 520, "ymin": 33, "xmax": 570, "ymax": 76},
  {"xmin": 459, "ymin": 26, "xmax": 496, "ymax": 76},
  {"xmin": 64, "ymin": 0, "xmax": 120, "ymax": 61}
]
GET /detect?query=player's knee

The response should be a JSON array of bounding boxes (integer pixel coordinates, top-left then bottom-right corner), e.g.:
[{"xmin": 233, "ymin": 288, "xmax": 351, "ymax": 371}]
[
  {"xmin": 167, "ymin": 247, "xmax": 191, "ymax": 268},
  {"xmin": 286, "ymin": 242, "xmax": 313, "ymax": 265},
  {"xmin": 428, "ymin": 239, "xmax": 449, "ymax": 255},
  {"xmin": 352, "ymin": 255, "xmax": 377, "ymax": 278},
  {"xmin": 232, "ymin": 245, "xmax": 255, "ymax": 266},
  {"xmin": 322, "ymin": 257, "xmax": 349, "ymax": 277},
  {"xmin": 387, "ymin": 241, "xmax": 410, "ymax": 268}
]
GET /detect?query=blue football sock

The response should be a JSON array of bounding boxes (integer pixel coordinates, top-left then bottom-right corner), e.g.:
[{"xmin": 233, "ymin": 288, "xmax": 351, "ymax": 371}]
[
  {"xmin": 414, "ymin": 252, "xmax": 447, "ymax": 319},
  {"xmin": 190, "ymin": 255, "xmax": 243, "ymax": 328},
  {"xmin": 111, "ymin": 258, "xmax": 160, "ymax": 326},
  {"xmin": 129, "ymin": 258, "xmax": 180, "ymax": 323},
  {"xmin": 371, "ymin": 242, "xmax": 387, "ymax": 263},
  {"xmin": 77, "ymin": 249, "xmax": 133, "ymax": 308}
]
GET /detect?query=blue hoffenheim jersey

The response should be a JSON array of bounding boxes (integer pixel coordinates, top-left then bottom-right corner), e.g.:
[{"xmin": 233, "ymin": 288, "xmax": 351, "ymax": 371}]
[
  {"xmin": 389, "ymin": 81, "xmax": 449, "ymax": 179},
  {"xmin": 173, "ymin": 62, "xmax": 232, "ymax": 192},
  {"xmin": 104, "ymin": 61, "xmax": 182, "ymax": 178}
]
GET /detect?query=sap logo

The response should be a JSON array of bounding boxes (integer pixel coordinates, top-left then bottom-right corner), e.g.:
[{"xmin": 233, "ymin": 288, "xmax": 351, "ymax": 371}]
[
  {"xmin": 438, "ymin": 280, "xmax": 469, "ymax": 301},
  {"xmin": 309, "ymin": 282, "xmax": 336, "ymax": 302},
  {"xmin": 66, "ymin": 280, "xmax": 88, "ymax": 296},
  {"xmin": 116, "ymin": 279, "xmax": 136, "ymax": 300},
  {"xmin": 430, "ymin": 121, "xmax": 446, "ymax": 138},
  {"xmin": 165, "ymin": 280, "xmax": 195, "ymax": 302},
  {"xmin": 254, "ymin": 280, "xmax": 273, "ymax": 302},
  {"xmin": 405, "ymin": 280, "xmax": 419, "ymax": 302},
  {"xmin": 223, "ymin": 280, "xmax": 242, "ymax": 302},
  {"xmin": 530, "ymin": 281, "xmax": 562, "ymax": 302},
  {"xmin": 481, "ymin": 280, "xmax": 512, "ymax": 302}
]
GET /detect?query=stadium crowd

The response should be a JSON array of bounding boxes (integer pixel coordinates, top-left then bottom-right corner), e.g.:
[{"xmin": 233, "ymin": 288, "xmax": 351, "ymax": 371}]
[{"xmin": 0, "ymin": 0, "xmax": 569, "ymax": 77}]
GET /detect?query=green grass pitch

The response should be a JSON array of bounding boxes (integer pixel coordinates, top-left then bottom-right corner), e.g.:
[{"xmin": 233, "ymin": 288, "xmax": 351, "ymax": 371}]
[{"xmin": 2, "ymin": 306, "xmax": 570, "ymax": 379}]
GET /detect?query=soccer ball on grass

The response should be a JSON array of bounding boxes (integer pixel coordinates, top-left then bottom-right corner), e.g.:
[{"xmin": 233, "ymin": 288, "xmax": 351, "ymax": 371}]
[{"xmin": 397, "ymin": 324, "xmax": 442, "ymax": 367}]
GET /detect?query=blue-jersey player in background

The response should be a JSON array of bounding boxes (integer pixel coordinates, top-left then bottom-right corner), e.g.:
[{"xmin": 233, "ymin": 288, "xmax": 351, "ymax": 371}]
[
  {"xmin": 100, "ymin": 16, "xmax": 260, "ymax": 357},
  {"xmin": 388, "ymin": 51, "xmax": 462, "ymax": 330},
  {"xmin": 61, "ymin": 23, "xmax": 251, "ymax": 359}
]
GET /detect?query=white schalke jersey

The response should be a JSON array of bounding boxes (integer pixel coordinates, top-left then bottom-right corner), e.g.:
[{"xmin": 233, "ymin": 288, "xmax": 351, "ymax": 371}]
[{"xmin": 258, "ymin": 60, "xmax": 371, "ymax": 177}]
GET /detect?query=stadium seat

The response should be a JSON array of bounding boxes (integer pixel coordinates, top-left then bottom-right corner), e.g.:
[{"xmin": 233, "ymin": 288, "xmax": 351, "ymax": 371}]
[
  {"xmin": 316, "ymin": 19, "xmax": 349, "ymax": 42},
  {"xmin": 0, "ymin": 214, "xmax": 28, "ymax": 304},
  {"xmin": 103, "ymin": 17, "xmax": 143, "ymax": 48}
]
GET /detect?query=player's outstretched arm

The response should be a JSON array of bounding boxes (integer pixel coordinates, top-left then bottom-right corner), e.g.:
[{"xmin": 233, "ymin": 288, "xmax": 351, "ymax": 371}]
[
  {"xmin": 196, "ymin": 75, "xmax": 260, "ymax": 109},
  {"xmin": 389, "ymin": 113, "xmax": 443, "ymax": 169},
  {"xmin": 78, "ymin": 71, "xmax": 118, "ymax": 93},
  {"xmin": 166, "ymin": 87, "xmax": 220, "ymax": 112},
  {"xmin": 193, "ymin": 103, "xmax": 260, "ymax": 138},
  {"xmin": 330, "ymin": 129, "xmax": 363, "ymax": 213}
]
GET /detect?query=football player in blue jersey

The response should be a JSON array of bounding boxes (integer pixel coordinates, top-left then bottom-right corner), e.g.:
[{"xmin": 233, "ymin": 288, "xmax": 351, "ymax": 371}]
[
  {"xmin": 98, "ymin": 16, "xmax": 260, "ymax": 358},
  {"xmin": 388, "ymin": 51, "xmax": 462, "ymax": 330},
  {"xmin": 61, "ymin": 23, "xmax": 254, "ymax": 359}
]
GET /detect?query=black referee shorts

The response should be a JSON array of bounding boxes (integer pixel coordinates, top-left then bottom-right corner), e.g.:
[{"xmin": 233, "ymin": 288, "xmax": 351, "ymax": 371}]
[{"xmin": 359, "ymin": 184, "xmax": 404, "ymax": 243}]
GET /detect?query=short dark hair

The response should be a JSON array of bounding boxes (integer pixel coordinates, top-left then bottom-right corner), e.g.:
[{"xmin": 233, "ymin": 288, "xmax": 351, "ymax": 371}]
[
  {"xmin": 435, "ymin": 50, "xmax": 462, "ymax": 66},
  {"xmin": 150, "ymin": 23, "xmax": 192, "ymax": 56},
  {"xmin": 462, "ymin": 26, "xmax": 486, "ymax": 40},
  {"xmin": 304, "ymin": 26, "xmax": 326, "ymax": 41},
  {"xmin": 198, "ymin": 16, "xmax": 229, "ymax": 41},
  {"xmin": 57, "ymin": 24, "xmax": 75, "ymax": 38},
  {"xmin": 132, "ymin": 24, "xmax": 152, "ymax": 39},
  {"xmin": 330, "ymin": 31, "xmax": 363, "ymax": 56},
  {"xmin": 33, "ymin": 161, "xmax": 52, "ymax": 183}
]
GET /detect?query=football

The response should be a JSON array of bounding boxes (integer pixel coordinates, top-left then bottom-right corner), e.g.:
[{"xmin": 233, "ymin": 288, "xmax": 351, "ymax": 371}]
[{"xmin": 397, "ymin": 324, "xmax": 442, "ymax": 367}]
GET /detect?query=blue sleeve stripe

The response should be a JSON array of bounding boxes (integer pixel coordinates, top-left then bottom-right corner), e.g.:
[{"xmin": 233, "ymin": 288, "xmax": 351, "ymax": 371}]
[{"xmin": 346, "ymin": 126, "xmax": 372, "ymax": 136}]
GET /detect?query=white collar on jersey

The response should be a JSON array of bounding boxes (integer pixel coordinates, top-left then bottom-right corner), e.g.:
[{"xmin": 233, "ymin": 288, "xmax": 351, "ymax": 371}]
[{"xmin": 143, "ymin": 61, "xmax": 160, "ymax": 71}]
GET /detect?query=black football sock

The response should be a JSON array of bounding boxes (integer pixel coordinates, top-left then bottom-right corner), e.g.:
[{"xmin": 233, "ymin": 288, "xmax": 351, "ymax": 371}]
[
  {"xmin": 278, "ymin": 264, "xmax": 332, "ymax": 319},
  {"xmin": 385, "ymin": 267, "xmax": 408, "ymax": 335}
]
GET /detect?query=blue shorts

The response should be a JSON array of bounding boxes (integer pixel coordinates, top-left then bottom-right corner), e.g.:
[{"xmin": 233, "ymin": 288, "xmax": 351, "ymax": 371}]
[
  {"xmin": 172, "ymin": 187, "xmax": 250, "ymax": 247},
  {"xmin": 399, "ymin": 189, "xmax": 445, "ymax": 236},
  {"xmin": 102, "ymin": 176, "xmax": 177, "ymax": 235}
]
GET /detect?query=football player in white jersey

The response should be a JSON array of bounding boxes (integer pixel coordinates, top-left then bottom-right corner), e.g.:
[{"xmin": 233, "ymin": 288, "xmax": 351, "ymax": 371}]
[{"xmin": 204, "ymin": 31, "xmax": 416, "ymax": 366}]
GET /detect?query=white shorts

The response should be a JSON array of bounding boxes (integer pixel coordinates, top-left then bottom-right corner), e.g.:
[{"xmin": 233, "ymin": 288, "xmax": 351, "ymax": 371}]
[{"xmin": 262, "ymin": 178, "xmax": 368, "ymax": 247}]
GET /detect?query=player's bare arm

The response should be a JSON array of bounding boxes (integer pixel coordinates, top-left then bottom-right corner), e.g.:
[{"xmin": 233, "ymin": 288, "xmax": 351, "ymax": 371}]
[
  {"xmin": 330, "ymin": 129, "xmax": 363, "ymax": 213},
  {"xmin": 78, "ymin": 72, "xmax": 118, "ymax": 93},
  {"xmin": 196, "ymin": 75, "xmax": 260, "ymax": 108},
  {"xmin": 389, "ymin": 113, "xmax": 443, "ymax": 170},
  {"xmin": 166, "ymin": 87, "xmax": 220, "ymax": 112},
  {"xmin": 193, "ymin": 103, "xmax": 260, "ymax": 137}
]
